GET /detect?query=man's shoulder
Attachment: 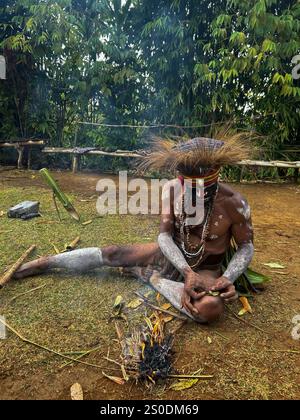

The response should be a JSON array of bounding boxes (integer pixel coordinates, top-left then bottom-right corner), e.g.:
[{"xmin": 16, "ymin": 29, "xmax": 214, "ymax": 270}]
[{"xmin": 219, "ymin": 184, "xmax": 251, "ymax": 222}]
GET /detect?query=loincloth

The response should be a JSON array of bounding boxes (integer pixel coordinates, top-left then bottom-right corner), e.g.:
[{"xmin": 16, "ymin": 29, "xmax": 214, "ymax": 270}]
[{"xmin": 146, "ymin": 248, "xmax": 224, "ymax": 283}]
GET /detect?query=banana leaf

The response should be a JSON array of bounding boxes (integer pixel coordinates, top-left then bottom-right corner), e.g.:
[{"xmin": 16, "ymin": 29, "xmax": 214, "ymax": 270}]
[
  {"xmin": 40, "ymin": 168, "xmax": 80, "ymax": 222},
  {"xmin": 223, "ymin": 241, "xmax": 270, "ymax": 295}
]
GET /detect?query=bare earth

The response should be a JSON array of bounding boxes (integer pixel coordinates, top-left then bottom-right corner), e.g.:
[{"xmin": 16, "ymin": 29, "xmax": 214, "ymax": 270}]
[{"xmin": 0, "ymin": 169, "xmax": 299, "ymax": 400}]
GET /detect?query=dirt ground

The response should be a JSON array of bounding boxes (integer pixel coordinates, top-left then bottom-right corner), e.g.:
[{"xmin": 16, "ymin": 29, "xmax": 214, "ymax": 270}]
[{"xmin": 0, "ymin": 169, "xmax": 299, "ymax": 400}]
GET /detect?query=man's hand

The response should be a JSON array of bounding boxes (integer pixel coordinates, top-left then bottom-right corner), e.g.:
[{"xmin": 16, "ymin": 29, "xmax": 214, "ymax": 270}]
[
  {"xmin": 211, "ymin": 276, "xmax": 238, "ymax": 304},
  {"xmin": 181, "ymin": 270, "xmax": 207, "ymax": 315}
]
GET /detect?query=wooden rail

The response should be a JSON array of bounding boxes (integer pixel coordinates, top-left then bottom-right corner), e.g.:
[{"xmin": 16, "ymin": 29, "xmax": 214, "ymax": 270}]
[
  {"xmin": 0, "ymin": 140, "xmax": 45, "ymax": 169},
  {"xmin": 41, "ymin": 147, "xmax": 300, "ymax": 181}
]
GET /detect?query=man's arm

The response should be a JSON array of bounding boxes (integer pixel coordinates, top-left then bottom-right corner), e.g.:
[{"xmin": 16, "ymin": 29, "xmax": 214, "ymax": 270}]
[
  {"xmin": 158, "ymin": 181, "xmax": 190, "ymax": 275},
  {"xmin": 212, "ymin": 194, "xmax": 254, "ymax": 302}
]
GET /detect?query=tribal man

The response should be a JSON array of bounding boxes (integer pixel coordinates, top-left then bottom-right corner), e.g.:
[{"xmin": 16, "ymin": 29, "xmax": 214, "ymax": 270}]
[{"xmin": 14, "ymin": 134, "xmax": 255, "ymax": 324}]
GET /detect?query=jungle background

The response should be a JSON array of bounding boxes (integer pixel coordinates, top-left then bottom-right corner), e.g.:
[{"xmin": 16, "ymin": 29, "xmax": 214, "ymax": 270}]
[
  {"xmin": 1, "ymin": 1, "xmax": 300, "ymax": 401},
  {"xmin": 0, "ymin": 0, "xmax": 300, "ymax": 173}
]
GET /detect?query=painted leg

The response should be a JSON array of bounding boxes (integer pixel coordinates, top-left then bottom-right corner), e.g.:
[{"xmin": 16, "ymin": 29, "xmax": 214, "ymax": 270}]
[
  {"xmin": 150, "ymin": 271, "xmax": 224, "ymax": 324},
  {"xmin": 14, "ymin": 243, "xmax": 159, "ymax": 280}
]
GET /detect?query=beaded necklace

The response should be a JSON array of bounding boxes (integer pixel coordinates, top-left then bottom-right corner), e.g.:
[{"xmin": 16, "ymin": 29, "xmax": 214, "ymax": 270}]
[{"xmin": 178, "ymin": 178, "xmax": 219, "ymax": 269}]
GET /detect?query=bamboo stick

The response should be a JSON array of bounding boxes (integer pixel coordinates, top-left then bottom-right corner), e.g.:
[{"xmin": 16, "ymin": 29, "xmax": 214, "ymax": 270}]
[
  {"xmin": 134, "ymin": 292, "xmax": 188, "ymax": 321},
  {"xmin": 0, "ymin": 245, "xmax": 36, "ymax": 288},
  {"xmin": 40, "ymin": 168, "xmax": 80, "ymax": 221},
  {"xmin": 65, "ymin": 236, "xmax": 81, "ymax": 251}
]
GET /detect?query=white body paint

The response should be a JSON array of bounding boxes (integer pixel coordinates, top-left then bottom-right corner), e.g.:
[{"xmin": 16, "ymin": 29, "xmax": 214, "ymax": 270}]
[
  {"xmin": 150, "ymin": 273, "xmax": 196, "ymax": 321},
  {"xmin": 237, "ymin": 200, "xmax": 251, "ymax": 220},
  {"xmin": 48, "ymin": 248, "xmax": 103, "ymax": 272},
  {"xmin": 158, "ymin": 232, "xmax": 189, "ymax": 275}
]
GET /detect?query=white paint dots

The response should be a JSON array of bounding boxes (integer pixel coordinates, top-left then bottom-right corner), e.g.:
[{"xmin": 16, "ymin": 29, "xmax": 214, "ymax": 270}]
[{"xmin": 237, "ymin": 205, "xmax": 251, "ymax": 221}]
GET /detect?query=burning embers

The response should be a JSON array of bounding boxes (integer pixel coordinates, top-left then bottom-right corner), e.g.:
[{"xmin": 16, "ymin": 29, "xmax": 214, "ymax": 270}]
[{"xmin": 113, "ymin": 312, "xmax": 175, "ymax": 384}]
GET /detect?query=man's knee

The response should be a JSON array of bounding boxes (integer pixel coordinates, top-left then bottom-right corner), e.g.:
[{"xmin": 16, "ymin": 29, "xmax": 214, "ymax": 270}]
[
  {"xmin": 193, "ymin": 296, "xmax": 224, "ymax": 324},
  {"xmin": 102, "ymin": 245, "xmax": 124, "ymax": 266}
]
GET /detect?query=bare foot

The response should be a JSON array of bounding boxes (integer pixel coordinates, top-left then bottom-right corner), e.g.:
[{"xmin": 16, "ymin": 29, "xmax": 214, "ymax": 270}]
[{"xmin": 14, "ymin": 257, "xmax": 49, "ymax": 279}]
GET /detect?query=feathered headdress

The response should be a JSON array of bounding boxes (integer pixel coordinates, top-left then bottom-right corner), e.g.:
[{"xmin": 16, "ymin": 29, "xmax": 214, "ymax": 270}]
[{"xmin": 139, "ymin": 128, "xmax": 257, "ymax": 176}]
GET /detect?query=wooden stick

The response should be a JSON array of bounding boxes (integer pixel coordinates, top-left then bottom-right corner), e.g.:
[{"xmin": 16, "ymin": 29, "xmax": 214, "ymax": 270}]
[
  {"xmin": 167, "ymin": 374, "xmax": 214, "ymax": 379},
  {"xmin": 134, "ymin": 292, "xmax": 188, "ymax": 321},
  {"xmin": 0, "ymin": 317, "xmax": 109, "ymax": 370},
  {"xmin": 226, "ymin": 305, "xmax": 266, "ymax": 334},
  {"xmin": 60, "ymin": 346, "xmax": 101, "ymax": 369},
  {"xmin": 0, "ymin": 245, "xmax": 36, "ymax": 288},
  {"xmin": 64, "ymin": 236, "xmax": 81, "ymax": 252},
  {"xmin": 266, "ymin": 349, "xmax": 300, "ymax": 355},
  {"xmin": 9, "ymin": 284, "xmax": 46, "ymax": 303}
]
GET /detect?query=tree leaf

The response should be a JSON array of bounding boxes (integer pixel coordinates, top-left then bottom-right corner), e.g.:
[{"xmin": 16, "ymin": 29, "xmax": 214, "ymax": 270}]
[
  {"xmin": 102, "ymin": 371, "xmax": 125, "ymax": 385},
  {"xmin": 113, "ymin": 295, "xmax": 124, "ymax": 308},
  {"xmin": 160, "ymin": 303, "xmax": 172, "ymax": 311},
  {"xmin": 126, "ymin": 298, "xmax": 143, "ymax": 309},
  {"xmin": 238, "ymin": 308, "xmax": 248, "ymax": 317},
  {"xmin": 263, "ymin": 263, "xmax": 285, "ymax": 269},
  {"xmin": 239, "ymin": 297, "xmax": 253, "ymax": 314},
  {"xmin": 170, "ymin": 379, "xmax": 199, "ymax": 391}
]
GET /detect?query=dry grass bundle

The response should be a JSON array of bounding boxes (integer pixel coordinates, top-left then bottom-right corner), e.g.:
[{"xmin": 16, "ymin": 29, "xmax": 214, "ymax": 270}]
[{"xmin": 139, "ymin": 125, "xmax": 261, "ymax": 176}]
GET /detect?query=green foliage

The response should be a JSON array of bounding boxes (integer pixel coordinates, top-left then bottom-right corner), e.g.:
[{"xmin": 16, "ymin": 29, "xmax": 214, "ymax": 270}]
[{"xmin": 0, "ymin": 0, "xmax": 299, "ymax": 170}]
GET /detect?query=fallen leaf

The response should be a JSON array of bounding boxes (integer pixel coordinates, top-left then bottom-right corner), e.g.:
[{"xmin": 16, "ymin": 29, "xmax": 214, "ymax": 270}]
[
  {"xmin": 51, "ymin": 243, "xmax": 60, "ymax": 254},
  {"xmin": 239, "ymin": 297, "xmax": 253, "ymax": 314},
  {"xmin": 121, "ymin": 365, "xmax": 129, "ymax": 382},
  {"xmin": 207, "ymin": 337, "xmax": 212, "ymax": 344},
  {"xmin": 102, "ymin": 372, "xmax": 125, "ymax": 385},
  {"xmin": 238, "ymin": 308, "xmax": 248, "ymax": 317},
  {"xmin": 70, "ymin": 383, "xmax": 83, "ymax": 400},
  {"xmin": 156, "ymin": 293, "xmax": 161, "ymax": 303},
  {"xmin": 82, "ymin": 220, "xmax": 93, "ymax": 226},
  {"xmin": 144, "ymin": 317, "xmax": 153, "ymax": 331},
  {"xmin": 113, "ymin": 295, "xmax": 124, "ymax": 308},
  {"xmin": 160, "ymin": 303, "xmax": 172, "ymax": 311},
  {"xmin": 264, "ymin": 262, "xmax": 285, "ymax": 269},
  {"xmin": 208, "ymin": 291, "xmax": 220, "ymax": 297},
  {"xmin": 126, "ymin": 298, "xmax": 143, "ymax": 309},
  {"xmin": 0, "ymin": 211, "xmax": 4, "ymax": 217},
  {"xmin": 162, "ymin": 316, "xmax": 174, "ymax": 323},
  {"xmin": 170, "ymin": 379, "xmax": 199, "ymax": 391}
]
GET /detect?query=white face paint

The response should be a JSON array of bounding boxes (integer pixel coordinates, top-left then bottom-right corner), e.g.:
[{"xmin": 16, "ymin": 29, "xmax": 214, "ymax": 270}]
[
  {"xmin": 219, "ymin": 215, "xmax": 224, "ymax": 220},
  {"xmin": 210, "ymin": 234, "xmax": 219, "ymax": 240},
  {"xmin": 214, "ymin": 221, "xmax": 219, "ymax": 227}
]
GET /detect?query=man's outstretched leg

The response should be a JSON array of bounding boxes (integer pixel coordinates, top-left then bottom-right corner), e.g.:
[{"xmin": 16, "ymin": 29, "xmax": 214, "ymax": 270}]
[{"xmin": 14, "ymin": 243, "xmax": 160, "ymax": 279}]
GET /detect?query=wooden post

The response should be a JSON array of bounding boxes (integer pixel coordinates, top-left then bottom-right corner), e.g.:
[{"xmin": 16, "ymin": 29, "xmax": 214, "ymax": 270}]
[
  {"xmin": 294, "ymin": 168, "xmax": 299, "ymax": 183},
  {"xmin": 16, "ymin": 145, "xmax": 24, "ymax": 169},
  {"xmin": 72, "ymin": 154, "xmax": 80, "ymax": 173},
  {"xmin": 27, "ymin": 148, "xmax": 32, "ymax": 170}
]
